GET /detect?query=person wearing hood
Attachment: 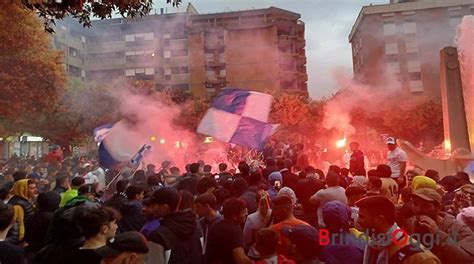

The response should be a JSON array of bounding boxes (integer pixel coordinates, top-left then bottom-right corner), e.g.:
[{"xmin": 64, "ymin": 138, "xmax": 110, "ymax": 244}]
[
  {"xmin": 145, "ymin": 187, "xmax": 202, "ymax": 264},
  {"xmin": 268, "ymin": 171, "xmax": 283, "ymax": 202},
  {"xmin": 319, "ymin": 201, "xmax": 364, "ymax": 264},
  {"xmin": 25, "ymin": 191, "xmax": 60, "ymax": 257},
  {"xmin": 7, "ymin": 179, "xmax": 38, "ymax": 245}
]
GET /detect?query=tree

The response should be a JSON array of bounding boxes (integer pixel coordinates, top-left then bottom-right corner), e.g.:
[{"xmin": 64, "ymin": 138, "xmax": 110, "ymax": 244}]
[
  {"xmin": 270, "ymin": 94, "xmax": 326, "ymax": 141},
  {"xmin": 5, "ymin": 82, "xmax": 119, "ymax": 146},
  {"xmin": 21, "ymin": 0, "xmax": 182, "ymax": 33},
  {"xmin": 350, "ymin": 97, "xmax": 443, "ymax": 147},
  {"xmin": 0, "ymin": 3, "xmax": 67, "ymax": 120}
]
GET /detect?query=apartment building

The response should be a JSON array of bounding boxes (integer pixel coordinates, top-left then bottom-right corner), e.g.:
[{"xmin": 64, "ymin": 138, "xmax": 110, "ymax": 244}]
[
  {"xmin": 349, "ymin": 0, "xmax": 474, "ymax": 97},
  {"xmin": 53, "ymin": 4, "xmax": 308, "ymax": 98}
]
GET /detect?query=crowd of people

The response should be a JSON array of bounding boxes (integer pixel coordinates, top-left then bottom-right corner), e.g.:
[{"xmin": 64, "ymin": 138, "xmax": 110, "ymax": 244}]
[{"xmin": 0, "ymin": 137, "xmax": 473, "ymax": 264}]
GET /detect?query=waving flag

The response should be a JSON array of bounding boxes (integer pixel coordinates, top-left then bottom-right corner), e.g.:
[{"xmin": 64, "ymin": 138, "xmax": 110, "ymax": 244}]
[
  {"xmin": 197, "ymin": 88, "xmax": 278, "ymax": 150},
  {"xmin": 96, "ymin": 121, "xmax": 150, "ymax": 169}
]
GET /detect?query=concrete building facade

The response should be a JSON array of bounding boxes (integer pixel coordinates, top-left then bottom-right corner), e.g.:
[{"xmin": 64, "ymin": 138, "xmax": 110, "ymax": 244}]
[
  {"xmin": 349, "ymin": 0, "xmax": 474, "ymax": 97},
  {"xmin": 53, "ymin": 4, "xmax": 308, "ymax": 98}
]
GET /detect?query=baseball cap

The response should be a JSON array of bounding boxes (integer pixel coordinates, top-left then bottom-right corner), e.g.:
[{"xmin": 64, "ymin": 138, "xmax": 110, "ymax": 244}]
[
  {"xmin": 142, "ymin": 187, "xmax": 180, "ymax": 208},
  {"xmin": 281, "ymin": 225, "xmax": 320, "ymax": 258},
  {"xmin": 96, "ymin": 231, "xmax": 149, "ymax": 257},
  {"xmin": 411, "ymin": 187, "xmax": 442, "ymax": 205},
  {"xmin": 277, "ymin": 187, "xmax": 297, "ymax": 205},
  {"xmin": 386, "ymin": 137, "xmax": 396, "ymax": 145}
]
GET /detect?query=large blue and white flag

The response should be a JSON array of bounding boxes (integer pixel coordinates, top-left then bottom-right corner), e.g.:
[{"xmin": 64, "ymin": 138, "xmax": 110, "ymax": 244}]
[
  {"xmin": 197, "ymin": 88, "xmax": 278, "ymax": 150},
  {"xmin": 96, "ymin": 121, "xmax": 150, "ymax": 169}
]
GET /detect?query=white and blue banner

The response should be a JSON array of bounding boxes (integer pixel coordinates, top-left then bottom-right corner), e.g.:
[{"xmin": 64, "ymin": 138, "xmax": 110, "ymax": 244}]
[
  {"xmin": 96, "ymin": 121, "xmax": 150, "ymax": 169},
  {"xmin": 197, "ymin": 88, "xmax": 278, "ymax": 150}
]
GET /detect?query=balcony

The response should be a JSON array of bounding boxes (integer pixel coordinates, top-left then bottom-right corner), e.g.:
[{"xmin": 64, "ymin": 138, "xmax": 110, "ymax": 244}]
[
  {"xmin": 206, "ymin": 76, "xmax": 226, "ymax": 84},
  {"xmin": 204, "ymin": 40, "xmax": 225, "ymax": 50},
  {"xmin": 87, "ymin": 41, "xmax": 125, "ymax": 54},
  {"xmin": 278, "ymin": 35, "xmax": 295, "ymax": 47},
  {"xmin": 86, "ymin": 57, "xmax": 126, "ymax": 70},
  {"xmin": 206, "ymin": 60, "xmax": 225, "ymax": 68}
]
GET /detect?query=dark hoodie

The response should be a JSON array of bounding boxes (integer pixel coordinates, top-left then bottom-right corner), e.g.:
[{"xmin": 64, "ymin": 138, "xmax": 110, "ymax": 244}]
[
  {"xmin": 149, "ymin": 209, "xmax": 202, "ymax": 264},
  {"xmin": 118, "ymin": 200, "xmax": 146, "ymax": 232},
  {"xmin": 439, "ymin": 176, "xmax": 464, "ymax": 207},
  {"xmin": 320, "ymin": 201, "xmax": 364, "ymax": 264},
  {"xmin": 25, "ymin": 191, "xmax": 61, "ymax": 252}
]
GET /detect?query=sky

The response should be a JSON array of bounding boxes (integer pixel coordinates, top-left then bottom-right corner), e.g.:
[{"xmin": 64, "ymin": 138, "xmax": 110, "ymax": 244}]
[{"xmin": 155, "ymin": 0, "xmax": 388, "ymax": 99}]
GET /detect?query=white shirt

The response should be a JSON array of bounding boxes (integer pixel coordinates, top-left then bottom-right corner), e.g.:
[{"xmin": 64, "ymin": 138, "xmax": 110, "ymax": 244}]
[
  {"xmin": 83, "ymin": 172, "xmax": 99, "ymax": 185},
  {"xmin": 92, "ymin": 168, "xmax": 106, "ymax": 190},
  {"xmin": 387, "ymin": 147, "xmax": 408, "ymax": 178}
]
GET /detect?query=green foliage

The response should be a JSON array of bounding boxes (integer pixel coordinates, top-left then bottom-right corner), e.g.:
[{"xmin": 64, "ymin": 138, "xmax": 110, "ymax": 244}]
[{"xmin": 21, "ymin": 0, "xmax": 182, "ymax": 33}]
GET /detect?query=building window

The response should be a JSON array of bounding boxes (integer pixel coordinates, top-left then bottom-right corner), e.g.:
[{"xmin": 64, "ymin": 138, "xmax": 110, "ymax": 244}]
[
  {"xmin": 164, "ymin": 51, "xmax": 171, "ymax": 59},
  {"xmin": 407, "ymin": 60, "xmax": 421, "ymax": 72},
  {"xmin": 171, "ymin": 67, "xmax": 189, "ymax": 74},
  {"xmin": 403, "ymin": 21, "xmax": 417, "ymax": 34},
  {"xmin": 385, "ymin": 43, "xmax": 398, "ymax": 55},
  {"xmin": 164, "ymin": 39, "xmax": 170, "ymax": 46},
  {"xmin": 68, "ymin": 65, "xmax": 81, "ymax": 77},
  {"xmin": 206, "ymin": 70, "xmax": 216, "ymax": 78},
  {"xmin": 409, "ymin": 72, "xmax": 422, "ymax": 81},
  {"xmin": 409, "ymin": 80, "xmax": 423, "ymax": 92},
  {"xmin": 405, "ymin": 40, "xmax": 419, "ymax": 53},
  {"xmin": 164, "ymin": 75, "xmax": 171, "ymax": 81},
  {"xmin": 171, "ymin": 49, "xmax": 188, "ymax": 57},
  {"xmin": 69, "ymin": 47, "xmax": 79, "ymax": 57},
  {"xmin": 145, "ymin": 68, "xmax": 155, "ymax": 75},
  {"xmin": 125, "ymin": 34, "xmax": 135, "ymax": 42},
  {"xmin": 125, "ymin": 69, "xmax": 135, "ymax": 76},
  {"xmin": 164, "ymin": 68, "xmax": 171, "ymax": 75},
  {"xmin": 383, "ymin": 21, "xmax": 396, "ymax": 36},
  {"xmin": 144, "ymin": 32, "xmax": 154, "ymax": 40}
]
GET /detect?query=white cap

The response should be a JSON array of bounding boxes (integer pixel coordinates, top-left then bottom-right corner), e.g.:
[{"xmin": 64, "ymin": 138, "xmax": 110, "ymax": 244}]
[{"xmin": 386, "ymin": 137, "xmax": 396, "ymax": 145}]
